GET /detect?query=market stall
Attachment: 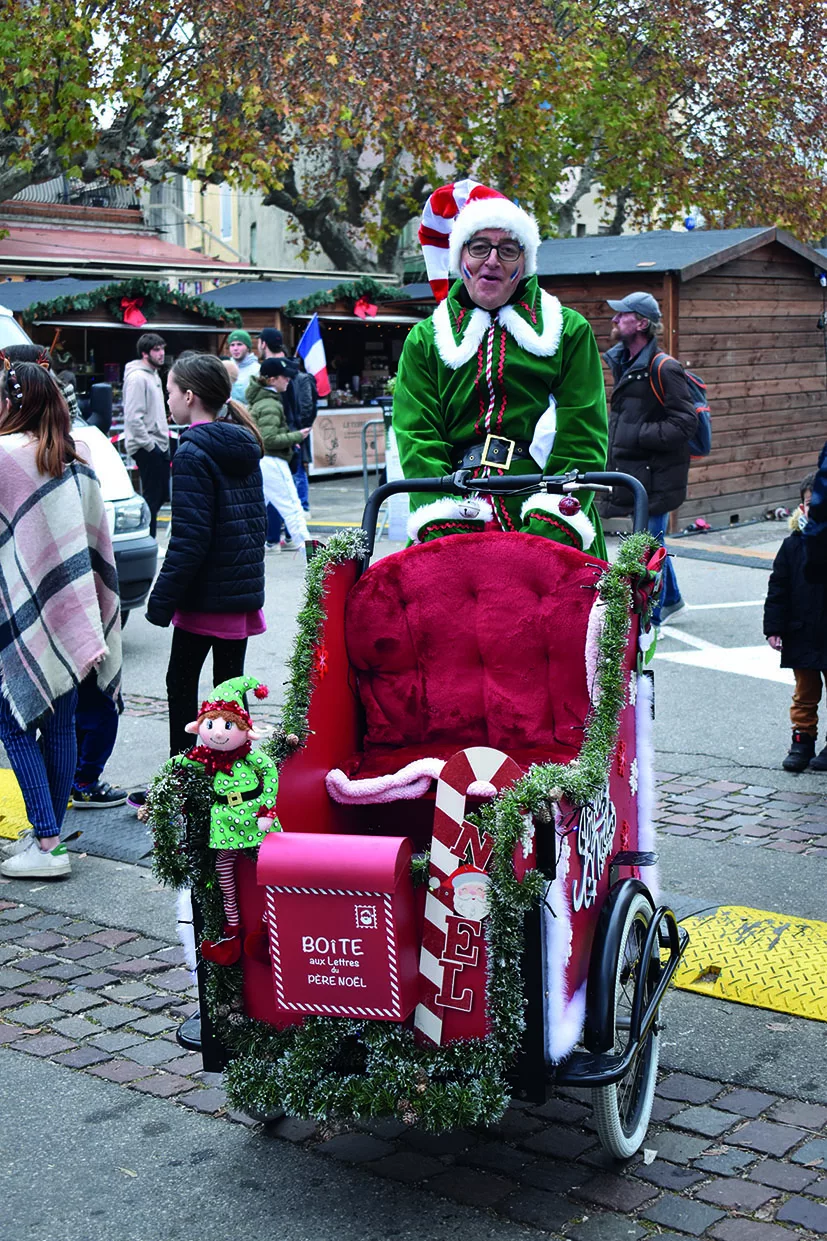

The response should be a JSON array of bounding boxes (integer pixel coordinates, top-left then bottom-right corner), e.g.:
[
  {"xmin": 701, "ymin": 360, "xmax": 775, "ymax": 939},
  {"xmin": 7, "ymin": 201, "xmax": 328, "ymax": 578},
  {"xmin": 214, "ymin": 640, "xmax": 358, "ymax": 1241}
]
[
  {"xmin": 16, "ymin": 278, "xmax": 242, "ymax": 420},
  {"xmin": 281, "ymin": 277, "xmax": 428, "ymax": 476}
]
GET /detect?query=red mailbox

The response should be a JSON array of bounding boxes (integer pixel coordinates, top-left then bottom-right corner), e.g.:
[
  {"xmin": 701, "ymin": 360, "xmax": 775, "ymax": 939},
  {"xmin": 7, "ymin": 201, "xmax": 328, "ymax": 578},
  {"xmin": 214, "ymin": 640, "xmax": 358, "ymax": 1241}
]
[{"xmin": 257, "ymin": 833, "xmax": 419, "ymax": 1021}]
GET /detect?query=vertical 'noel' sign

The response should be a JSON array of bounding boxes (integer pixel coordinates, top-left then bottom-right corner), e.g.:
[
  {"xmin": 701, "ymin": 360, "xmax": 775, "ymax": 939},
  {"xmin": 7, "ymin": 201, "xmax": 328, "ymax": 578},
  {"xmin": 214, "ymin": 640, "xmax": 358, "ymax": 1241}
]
[{"xmin": 414, "ymin": 748, "xmax": 528, "ymax": 1046}]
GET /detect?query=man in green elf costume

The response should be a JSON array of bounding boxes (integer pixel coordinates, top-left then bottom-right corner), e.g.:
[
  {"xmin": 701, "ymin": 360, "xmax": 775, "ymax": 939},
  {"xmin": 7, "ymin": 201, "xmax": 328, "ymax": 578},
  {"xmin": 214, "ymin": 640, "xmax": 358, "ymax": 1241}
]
[
  {"xmin": 168, "ymin": 674, "xmax": 280, "ymax": 966},
  {"xmin": 393, "ymin": 179, "xmax": 608, "ymax": 556}
]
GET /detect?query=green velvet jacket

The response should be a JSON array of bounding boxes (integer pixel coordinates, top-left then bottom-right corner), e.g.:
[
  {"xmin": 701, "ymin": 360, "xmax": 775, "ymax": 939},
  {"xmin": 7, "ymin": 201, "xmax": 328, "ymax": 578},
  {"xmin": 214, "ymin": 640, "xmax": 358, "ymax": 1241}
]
[
  {"xmin": 393, "ymin": 276, "xmax": 608, "ymax": 556},
  {"xmin": 246, "ymin": 377, "xmax": 304, "ymax": 462}
]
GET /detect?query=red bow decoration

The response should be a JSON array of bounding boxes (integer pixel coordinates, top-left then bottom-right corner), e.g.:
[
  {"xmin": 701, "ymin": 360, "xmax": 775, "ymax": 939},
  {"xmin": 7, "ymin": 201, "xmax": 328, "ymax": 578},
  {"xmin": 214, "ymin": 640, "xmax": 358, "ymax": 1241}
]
[
  {"xmin": 121, "ymin": 297, "xmax": 147, "ymax": 327},
  {"xmin": 630, "ymin": 545, "xmax": 667, "ymax": 616},
  {"xmin": 353, "ymin": 296, "xmax": 378, "ymax": 319}
]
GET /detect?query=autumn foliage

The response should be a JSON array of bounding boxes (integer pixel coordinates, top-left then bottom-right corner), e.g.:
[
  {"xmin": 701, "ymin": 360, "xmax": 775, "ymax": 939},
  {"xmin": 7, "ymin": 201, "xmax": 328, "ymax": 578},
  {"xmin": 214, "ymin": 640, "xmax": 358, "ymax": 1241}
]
[{"xmin": 1, "ymin": 0, "xmax": 826, "ymax": 270}]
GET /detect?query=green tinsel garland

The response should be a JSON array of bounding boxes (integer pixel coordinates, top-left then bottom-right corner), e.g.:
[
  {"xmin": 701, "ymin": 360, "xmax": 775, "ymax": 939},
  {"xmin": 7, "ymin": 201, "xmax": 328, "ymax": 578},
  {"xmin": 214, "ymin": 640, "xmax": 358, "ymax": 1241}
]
[
  {"xmin": 284, "ymin": 276, "xmax": 410, "ymax": 318},
  {"xmin": 149, "ymin": 527, "xmax": 657, "ymax": 1132},
  {"xmin": 25, "ymin": 278, "xmax": 242, "ymax": 328}
]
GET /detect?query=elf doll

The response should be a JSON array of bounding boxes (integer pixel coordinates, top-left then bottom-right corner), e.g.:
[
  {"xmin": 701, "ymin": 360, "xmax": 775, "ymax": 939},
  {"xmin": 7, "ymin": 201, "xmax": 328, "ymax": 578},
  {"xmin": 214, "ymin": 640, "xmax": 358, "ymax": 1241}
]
[{"xmin": 171, "ymin": 674, "xmax": 280, "ymax": 965}]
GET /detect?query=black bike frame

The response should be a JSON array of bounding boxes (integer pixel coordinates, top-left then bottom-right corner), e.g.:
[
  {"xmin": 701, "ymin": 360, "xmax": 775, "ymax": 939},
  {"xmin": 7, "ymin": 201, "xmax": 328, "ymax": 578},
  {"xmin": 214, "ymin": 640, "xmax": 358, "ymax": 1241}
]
[{"xmin": 359, "ymin": 469, "xmax": 649, "ymax": 571}]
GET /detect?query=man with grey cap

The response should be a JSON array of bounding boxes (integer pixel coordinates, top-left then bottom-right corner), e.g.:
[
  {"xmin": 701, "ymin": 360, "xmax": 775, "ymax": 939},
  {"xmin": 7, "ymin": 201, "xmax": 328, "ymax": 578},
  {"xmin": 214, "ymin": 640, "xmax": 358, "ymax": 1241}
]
[{"xmin": 603, "ymin": 292, "xmax": 697, "ymax": 623}]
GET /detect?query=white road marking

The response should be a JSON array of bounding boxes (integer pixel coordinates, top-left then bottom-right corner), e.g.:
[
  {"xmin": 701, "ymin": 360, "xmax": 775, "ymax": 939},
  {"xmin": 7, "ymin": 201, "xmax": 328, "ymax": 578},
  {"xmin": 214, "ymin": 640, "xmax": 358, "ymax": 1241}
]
[
  {"xmin": 682, "ymin": 600, "xmax": 765, "ymax": 610},
  {"xmin": 656, "ymin": 629, "xmax": 794, "ymax": 685}
]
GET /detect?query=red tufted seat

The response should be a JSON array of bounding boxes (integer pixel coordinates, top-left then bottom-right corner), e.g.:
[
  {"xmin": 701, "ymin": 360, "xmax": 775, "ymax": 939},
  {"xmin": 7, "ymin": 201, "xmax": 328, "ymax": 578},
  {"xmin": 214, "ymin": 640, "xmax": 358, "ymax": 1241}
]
[{"xmin": 343, "ymin": 532, "xmax": 607, "ymax": 779}]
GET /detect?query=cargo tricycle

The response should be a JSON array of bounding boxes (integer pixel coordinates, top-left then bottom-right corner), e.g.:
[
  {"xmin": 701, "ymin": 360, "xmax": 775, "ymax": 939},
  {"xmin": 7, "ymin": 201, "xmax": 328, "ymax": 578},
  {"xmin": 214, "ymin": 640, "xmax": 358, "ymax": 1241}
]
[{"xmin": 152, "ymin": 468, "xmax": 687, "ymax": 1157}]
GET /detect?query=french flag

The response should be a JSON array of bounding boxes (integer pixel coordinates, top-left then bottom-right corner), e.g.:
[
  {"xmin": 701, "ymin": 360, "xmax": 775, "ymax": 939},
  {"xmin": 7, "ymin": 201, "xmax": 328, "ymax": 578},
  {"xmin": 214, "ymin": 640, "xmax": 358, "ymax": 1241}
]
[{"xmin": 296, "ymin": 313, "xmax": 330, "ymax": 397}]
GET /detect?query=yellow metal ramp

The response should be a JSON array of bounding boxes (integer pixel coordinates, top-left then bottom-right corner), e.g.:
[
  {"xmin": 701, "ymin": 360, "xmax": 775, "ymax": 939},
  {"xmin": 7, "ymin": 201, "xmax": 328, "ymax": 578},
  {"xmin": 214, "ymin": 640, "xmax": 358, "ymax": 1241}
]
[
  {"xmin": 0, "ymin": 768, "xmax": 29, "ymax": 840},
  {"xmin": 674, "ymin": 905, "xmax": 827, "ymax": 1023}
]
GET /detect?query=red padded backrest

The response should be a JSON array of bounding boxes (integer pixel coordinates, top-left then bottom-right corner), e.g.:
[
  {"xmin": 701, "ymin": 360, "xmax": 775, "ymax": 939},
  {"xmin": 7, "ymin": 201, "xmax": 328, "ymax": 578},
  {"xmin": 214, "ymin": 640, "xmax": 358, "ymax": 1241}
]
[{"xmin": 345, "ymin": 532, "xmax": 607, "ymax": 761}]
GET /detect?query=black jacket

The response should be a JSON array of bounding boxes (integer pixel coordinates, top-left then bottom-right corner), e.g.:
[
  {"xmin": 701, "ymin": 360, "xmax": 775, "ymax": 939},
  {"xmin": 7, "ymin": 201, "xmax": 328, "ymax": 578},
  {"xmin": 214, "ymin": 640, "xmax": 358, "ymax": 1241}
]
[
  {"xmin": 603, "ymin": 338, "xmax": 697, "ymax": 517},
  {"xmin": 292, "ymin": 371, "xmax": 318, "ymax": 464},
  {"xmin": 146, "ymin": 420, "xmax": 265, "ymax": 626},
  {"xmin": 764, "ymin": 520, "xmax": 827, "ymax": 669}
]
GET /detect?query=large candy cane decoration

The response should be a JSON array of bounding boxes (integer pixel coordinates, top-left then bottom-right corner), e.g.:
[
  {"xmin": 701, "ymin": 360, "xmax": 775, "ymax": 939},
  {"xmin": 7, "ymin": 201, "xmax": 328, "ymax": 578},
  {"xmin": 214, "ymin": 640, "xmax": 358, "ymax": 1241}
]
[{"xmin": 414, "ymin": 747, "xmax": 527, "ymax": 1047}]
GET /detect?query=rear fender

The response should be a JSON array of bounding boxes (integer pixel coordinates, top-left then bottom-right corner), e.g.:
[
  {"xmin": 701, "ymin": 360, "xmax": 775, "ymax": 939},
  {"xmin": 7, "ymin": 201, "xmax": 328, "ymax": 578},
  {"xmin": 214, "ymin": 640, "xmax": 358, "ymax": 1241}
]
[{"xmin": 584, "ymin": 877, "xmax": 653, "ymax": 1053}]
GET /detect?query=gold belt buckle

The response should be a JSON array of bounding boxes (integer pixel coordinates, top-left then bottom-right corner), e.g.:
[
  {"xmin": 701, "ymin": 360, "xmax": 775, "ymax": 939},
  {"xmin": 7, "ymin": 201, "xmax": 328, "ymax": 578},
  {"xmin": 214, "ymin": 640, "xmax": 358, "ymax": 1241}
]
[
  {"xmin": 227, "ymin": 790, "xmax": 243, "ymax": 807},
  {"xmin": 480, "ymin": 433, "xmax": 515, "ymax": 469}
]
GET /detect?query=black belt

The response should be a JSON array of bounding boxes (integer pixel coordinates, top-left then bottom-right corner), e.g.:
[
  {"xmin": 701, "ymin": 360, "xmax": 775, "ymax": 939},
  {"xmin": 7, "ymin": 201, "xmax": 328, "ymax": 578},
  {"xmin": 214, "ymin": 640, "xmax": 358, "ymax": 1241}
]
[
  {"xmin": 215, "ymin": 773, "xmax": 264, "ymax": 807},
  {"xmin": 453, "ymin": 434, "xmax": 532, "ymax": 471}
]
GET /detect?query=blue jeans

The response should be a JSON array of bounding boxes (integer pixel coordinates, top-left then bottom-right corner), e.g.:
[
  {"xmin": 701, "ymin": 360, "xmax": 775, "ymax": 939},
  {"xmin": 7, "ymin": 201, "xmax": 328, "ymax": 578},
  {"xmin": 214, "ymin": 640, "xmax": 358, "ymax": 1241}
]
[
  {"xmin": 0, "ymin": 686, "xmax": 78, "ymax": 837},
  {"xmin": 647, "ymin": 512, "xmax": 681, "ymax": 623},
  {"xmin": 293, "ymin": 460, "xmax": 310, "ymax": 510},
  {"xmin": 266, "ymin": 503, "xmax": 282, "ymax": 545},
  {"xmin": 75, "ymin": 672, "xmax": 120, "ymax": 786}
]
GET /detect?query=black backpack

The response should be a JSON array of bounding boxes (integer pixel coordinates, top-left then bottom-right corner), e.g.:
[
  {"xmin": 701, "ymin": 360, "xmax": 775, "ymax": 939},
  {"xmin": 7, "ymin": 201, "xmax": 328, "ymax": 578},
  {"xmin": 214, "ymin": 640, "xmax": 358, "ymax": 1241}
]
[
  {"xmin": 293, "ymin": 372, "xmax": 318, "ymax": 430},
  {"xmin": 650, "ymin": 351, "xmax": 712, "ymax": 458}
]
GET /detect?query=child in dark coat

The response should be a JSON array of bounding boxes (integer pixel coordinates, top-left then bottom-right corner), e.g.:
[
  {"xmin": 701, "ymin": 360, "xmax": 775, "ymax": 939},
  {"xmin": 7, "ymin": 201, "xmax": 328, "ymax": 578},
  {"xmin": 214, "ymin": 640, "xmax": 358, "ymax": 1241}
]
[{"xmin": 764, "ymin": 474, "xmax": 827, "ymax": 772}]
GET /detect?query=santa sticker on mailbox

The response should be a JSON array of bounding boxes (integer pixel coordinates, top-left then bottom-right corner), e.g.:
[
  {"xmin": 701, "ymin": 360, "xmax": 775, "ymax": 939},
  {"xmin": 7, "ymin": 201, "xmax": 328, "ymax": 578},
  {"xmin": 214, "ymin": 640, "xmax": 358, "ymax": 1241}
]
[{"xmin": 414, "ymin": 748, "xmax": 527, "ymax": 1047}]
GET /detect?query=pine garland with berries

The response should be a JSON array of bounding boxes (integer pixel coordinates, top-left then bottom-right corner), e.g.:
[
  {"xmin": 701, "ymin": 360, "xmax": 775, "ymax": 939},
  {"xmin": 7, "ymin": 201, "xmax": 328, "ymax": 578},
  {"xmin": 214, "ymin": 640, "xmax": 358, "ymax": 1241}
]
[
  {"xmin": 149, "ymin": 527, "xmax": 658, "ymax": 1131},
  {"xmin": 25, "ymin": 278, "xmax": 242, "ymax": 328},
  {"xmin": 283, "ymin": 276, "xmax": 411, "ymax": 318}
]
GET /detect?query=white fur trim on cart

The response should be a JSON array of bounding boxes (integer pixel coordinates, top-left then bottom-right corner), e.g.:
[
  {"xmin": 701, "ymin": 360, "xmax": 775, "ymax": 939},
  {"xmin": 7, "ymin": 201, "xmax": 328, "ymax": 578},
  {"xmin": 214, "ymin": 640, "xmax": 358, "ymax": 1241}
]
[
  {"xmin": 176, "ymin": 888, "xmax": 197, "ymax": 975},
  {"xmin": 407, "ymin": 496, "xmax": 494, "ymax": 544},
  {"xmin": 326, "ymin": 760, "xmax": 497, "ymax": 805},
  {"xmin": 542, "ymin": 826, "xmax": 587, "ymax": 1062},
  {"xmin": 634, "ymin": 672, "xmax": 659, "ymax": 901},
  {"xmin": 520, "ymin": 492, "xmax": 596, "ymax": 550},
  {"xmin": 448, "ymin": 197, "xmax": 541, "ymax": 276},
  {"xmin": 585, "ymin": 596, "xmax": 608, "ymax": 703}
]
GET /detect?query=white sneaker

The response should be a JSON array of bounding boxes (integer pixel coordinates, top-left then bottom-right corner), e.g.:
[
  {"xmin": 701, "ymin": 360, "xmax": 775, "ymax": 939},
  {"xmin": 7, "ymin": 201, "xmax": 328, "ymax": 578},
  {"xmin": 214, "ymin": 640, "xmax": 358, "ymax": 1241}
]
[
  {"xmin": 265, "ymin": 542, "xmax": 281, "ymax": 554},
  {"xmin": 0, "ymin": 838, "xmax": 71, "ymax": 879},
  {"xmin": 282, "ymin": 541, "xmax": 305, "ymax": 553},
  {"xmin": 0, "ymin": 828, "xmax": 35, "ymax": 859}
]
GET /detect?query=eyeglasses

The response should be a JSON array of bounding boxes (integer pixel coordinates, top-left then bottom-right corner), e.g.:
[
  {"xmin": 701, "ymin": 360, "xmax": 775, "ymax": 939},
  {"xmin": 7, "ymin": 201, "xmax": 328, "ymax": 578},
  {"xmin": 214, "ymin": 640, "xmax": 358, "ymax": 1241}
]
[{"xmin": 465, "ymin": 238, "xmax": 524, "ymax": 262}]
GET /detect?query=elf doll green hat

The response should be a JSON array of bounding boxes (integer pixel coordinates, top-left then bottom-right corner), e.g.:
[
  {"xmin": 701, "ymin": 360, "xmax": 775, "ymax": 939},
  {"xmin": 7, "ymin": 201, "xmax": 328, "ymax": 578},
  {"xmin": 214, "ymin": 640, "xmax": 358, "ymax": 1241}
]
[{"xmin": 190, "ymin": 675, "xmax": 269, "ymax": 732}]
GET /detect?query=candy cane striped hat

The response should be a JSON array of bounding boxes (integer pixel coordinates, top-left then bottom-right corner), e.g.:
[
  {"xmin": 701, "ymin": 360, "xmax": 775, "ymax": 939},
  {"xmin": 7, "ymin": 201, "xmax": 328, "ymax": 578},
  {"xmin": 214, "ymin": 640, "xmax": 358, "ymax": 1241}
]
[{"xmin": 418, "ymin": 178, "xmax": 541, "ymax": 301}]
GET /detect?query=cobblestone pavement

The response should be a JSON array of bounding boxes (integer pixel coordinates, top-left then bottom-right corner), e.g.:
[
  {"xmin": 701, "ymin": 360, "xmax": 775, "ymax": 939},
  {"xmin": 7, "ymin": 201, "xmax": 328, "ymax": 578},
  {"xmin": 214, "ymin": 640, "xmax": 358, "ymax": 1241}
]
[
  {"xmin": 654, "ymin": 772, "xmax": 827, "ymax": 860},
  {"xmin": 56, "ymin": 758, "xmax": 827, "ymax": 870},
  {"xmin": 2, "ymin": 898, "xmax": 826, "ymax": 1240},
  {"xmin": 123, "ymin": 692, "xmax": 285, "ymax": 729}
]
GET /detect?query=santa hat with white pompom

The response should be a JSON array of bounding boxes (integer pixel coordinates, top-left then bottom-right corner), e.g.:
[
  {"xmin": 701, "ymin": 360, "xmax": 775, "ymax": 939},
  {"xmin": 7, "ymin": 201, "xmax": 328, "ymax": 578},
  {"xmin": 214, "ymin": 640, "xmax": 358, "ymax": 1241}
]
[{"xmin": 418, "ymin": 178, "xmax": 541, "ymax": 301}]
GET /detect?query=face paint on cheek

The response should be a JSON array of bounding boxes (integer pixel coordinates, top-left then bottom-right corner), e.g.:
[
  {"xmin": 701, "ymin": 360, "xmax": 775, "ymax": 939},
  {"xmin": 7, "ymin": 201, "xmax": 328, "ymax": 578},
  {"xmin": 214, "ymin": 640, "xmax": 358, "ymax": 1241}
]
[
  {"xmin": 510, "ymin": 267, "xmax": 520, "ymax": 281},
  {"xmin": 462, "ymin": 263, "xmax": 472, "ymax": 279}
]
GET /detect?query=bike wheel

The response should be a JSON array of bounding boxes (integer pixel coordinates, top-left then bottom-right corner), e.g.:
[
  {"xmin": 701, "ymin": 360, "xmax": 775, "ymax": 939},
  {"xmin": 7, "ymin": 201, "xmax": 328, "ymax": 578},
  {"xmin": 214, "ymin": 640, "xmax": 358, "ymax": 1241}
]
[{"xmin": 592, "ymin": 890, "xmax": 660, "ymax": 1158}]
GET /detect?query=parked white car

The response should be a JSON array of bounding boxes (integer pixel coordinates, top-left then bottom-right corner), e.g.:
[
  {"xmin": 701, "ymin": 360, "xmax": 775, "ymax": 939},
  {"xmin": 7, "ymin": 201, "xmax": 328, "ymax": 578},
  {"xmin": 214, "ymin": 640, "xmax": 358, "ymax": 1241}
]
[{"xmin": 71, "ymin": 422, "xmax": 158, "ymax": 616}]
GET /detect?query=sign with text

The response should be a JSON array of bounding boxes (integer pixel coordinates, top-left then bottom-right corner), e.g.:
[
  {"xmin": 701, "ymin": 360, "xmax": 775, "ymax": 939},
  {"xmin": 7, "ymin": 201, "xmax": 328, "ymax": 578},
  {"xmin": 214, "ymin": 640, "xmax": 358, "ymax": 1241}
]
[
  {"xmin": 259, "ymin": 833, "xmax": 418, "ymax": 1021},
  {"xmin": 414, "ymin": 748, "xmax": 531, "ymax": 1047}
]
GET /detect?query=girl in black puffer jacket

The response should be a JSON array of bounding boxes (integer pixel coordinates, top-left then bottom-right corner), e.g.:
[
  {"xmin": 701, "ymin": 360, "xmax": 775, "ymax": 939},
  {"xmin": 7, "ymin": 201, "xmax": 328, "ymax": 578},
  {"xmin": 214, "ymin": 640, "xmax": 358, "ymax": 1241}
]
[{"xmin": 146, "ymin": 354, "xmax": 266, "ymax": 757}]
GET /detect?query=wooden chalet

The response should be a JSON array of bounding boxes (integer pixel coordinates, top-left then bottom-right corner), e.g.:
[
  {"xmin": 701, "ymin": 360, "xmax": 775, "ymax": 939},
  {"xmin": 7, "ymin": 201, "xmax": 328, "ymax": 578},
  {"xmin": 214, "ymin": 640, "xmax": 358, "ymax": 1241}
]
[{"xmin": 405, "ymin": 228, "xmax": 827, "ymax": 524}]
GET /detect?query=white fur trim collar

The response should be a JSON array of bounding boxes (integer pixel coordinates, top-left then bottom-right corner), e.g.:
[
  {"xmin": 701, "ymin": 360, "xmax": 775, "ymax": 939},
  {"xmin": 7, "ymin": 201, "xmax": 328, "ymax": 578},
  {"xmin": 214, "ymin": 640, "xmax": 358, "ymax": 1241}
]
[
  {"xmin": 520, "ymin": 492, "xmax": 596, "ymax": 550},
  {"xmin": 433, "ymin": 291, "xmax": 564, "ymax": 369}
]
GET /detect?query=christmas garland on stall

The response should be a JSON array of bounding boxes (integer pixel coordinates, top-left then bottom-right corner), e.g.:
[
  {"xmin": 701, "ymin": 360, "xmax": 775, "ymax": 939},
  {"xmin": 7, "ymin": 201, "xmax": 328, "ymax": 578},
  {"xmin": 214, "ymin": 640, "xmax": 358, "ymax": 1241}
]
[
  {"xmin": 283, "ymin": 276, "xmax": 410, "ymax": 318},
  {"xmin": 25, "ymin": 278, "xmax": 242, "ymax": 328},
  {"xmin": 150, "ymin": 527, "xmax": 657, "ymax": 1132}
]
